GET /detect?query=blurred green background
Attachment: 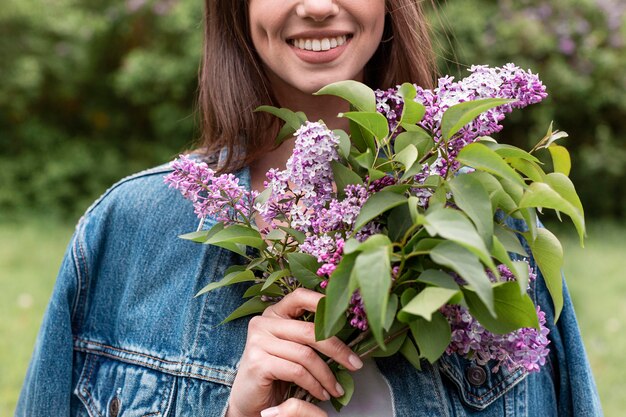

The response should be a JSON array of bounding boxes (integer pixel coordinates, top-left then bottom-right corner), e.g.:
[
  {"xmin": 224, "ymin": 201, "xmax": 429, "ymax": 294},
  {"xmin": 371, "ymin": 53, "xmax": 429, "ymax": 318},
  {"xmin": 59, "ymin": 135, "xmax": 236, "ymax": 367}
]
[{"xmin": 1, "ymin": 0, "xmax": 624, "ymax": 415}]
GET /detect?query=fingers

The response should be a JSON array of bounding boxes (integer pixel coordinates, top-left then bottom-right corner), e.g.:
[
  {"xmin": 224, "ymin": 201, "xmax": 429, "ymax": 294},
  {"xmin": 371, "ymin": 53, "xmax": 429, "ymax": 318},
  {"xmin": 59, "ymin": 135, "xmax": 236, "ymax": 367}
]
[
  {"xmin": 257, "ymin": 317, "xmax": 364, "ymax": 372},
  {"xmin": 261, "ymin": 398, "xmax": 328, "ymax": 417},
  {"xmin": 263, "ymin": 288, "xmax": 323, "ymax": 319},
  {"xmin": 264, "ymin": 339, "xmax": 344, "ymax": 398}
]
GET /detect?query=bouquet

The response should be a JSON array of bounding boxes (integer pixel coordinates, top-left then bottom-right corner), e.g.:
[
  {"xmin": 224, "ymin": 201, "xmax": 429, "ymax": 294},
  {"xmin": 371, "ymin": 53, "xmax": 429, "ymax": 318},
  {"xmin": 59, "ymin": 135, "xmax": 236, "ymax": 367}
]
[{"xmin": 165, "ymin": 64, "xmax": 585, "ymax": 410}]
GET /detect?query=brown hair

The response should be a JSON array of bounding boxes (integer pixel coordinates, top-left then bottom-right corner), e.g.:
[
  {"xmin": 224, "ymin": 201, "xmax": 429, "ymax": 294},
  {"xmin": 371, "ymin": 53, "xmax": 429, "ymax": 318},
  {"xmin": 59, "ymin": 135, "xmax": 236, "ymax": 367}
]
[{"xmin": 198, "ymin": 0, "xmax": 436, "ymax": 172}]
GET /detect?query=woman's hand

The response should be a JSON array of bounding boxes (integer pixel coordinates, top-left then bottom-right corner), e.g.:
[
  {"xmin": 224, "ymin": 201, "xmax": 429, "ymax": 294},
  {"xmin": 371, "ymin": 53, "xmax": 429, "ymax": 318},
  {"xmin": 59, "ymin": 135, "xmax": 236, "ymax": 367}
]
[{"xmin": 226, "ymin": 288, "xmax": 363, "ymax": 417}]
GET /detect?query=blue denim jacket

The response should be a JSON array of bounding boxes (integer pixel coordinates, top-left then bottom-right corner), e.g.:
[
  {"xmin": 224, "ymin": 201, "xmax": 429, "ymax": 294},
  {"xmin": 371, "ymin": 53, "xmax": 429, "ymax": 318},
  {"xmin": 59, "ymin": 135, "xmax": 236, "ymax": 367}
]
[{"xmin": 17, "ymin": 160, "xmax": 602, "ymax": 416}]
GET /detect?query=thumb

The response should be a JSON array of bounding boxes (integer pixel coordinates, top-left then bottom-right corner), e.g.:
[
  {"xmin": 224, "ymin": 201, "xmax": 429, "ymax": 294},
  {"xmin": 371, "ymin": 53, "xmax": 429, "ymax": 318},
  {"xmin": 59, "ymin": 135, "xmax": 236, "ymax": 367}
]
[{"xmin": 260, "ymin": 398, "xmax": 328, "ymax": 417}]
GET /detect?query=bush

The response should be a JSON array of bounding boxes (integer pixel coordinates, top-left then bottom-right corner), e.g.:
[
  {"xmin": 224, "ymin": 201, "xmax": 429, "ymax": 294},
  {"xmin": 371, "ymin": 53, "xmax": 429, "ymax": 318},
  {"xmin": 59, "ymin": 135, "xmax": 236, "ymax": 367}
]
[
  {"xmin": 433, "ymin": 0, "xmax": 626, "ymax": 217},
  {"xmin": 0, "ymin": 0, "xmax": 202, "ymax": 220}
]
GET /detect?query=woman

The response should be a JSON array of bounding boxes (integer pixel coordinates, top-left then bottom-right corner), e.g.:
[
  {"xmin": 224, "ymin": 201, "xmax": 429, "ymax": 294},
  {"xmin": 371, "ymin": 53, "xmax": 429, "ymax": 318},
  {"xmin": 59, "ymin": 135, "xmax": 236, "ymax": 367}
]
[{"xmin": 17, "ymin": 1, "xmax": 601, "ymax": 416}]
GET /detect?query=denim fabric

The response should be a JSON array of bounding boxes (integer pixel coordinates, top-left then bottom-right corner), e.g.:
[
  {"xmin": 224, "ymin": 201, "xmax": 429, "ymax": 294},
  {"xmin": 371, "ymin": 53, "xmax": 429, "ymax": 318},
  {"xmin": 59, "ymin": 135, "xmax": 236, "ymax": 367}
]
[{"xmin": 17, "ymin": 160, "xmax": 602, "ymax": 416}]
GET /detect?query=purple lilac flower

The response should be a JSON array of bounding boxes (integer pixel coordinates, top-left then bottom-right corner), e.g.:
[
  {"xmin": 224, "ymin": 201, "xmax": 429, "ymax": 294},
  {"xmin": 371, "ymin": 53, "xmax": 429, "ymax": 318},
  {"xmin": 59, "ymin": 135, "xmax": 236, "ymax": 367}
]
[
  {"xmin": 441, "ymin": 261, "xmax": 548, "ymax": 373},
  {"xmin": 376, "ymin": 64, "xmax": 548, "ymax": 176},
  {"xmin": 348, "ymin": 291, "xmax": 368, "ymax": 331},
  {"xmin": 441, "ymin": 304, "xmax": 550, "ymax": 373},
  {"xmin": 287, "ymin": 121, "xmax": 340, "ymax": 205},
  {"xmin": 256, "ymin": 121, "xmax": 340, "ymax": 229},
  {"xmin": 164, "ymin": 155, "xmax": 257, "ymax": 223}
]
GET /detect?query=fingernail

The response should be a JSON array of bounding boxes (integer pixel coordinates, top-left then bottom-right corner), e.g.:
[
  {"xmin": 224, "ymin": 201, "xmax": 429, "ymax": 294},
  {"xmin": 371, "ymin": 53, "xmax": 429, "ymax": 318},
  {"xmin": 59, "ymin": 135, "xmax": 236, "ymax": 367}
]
[
  {"xmin": 349, "ymin": 353, "xmax": 363, "ymax": 369},
  {"xmin": 322, "ymin": 389, "xmax": 330, "ymax": 400},
  {"xmin": 335, "ymin": 382, "xmax": 345, "ymax": 397},
  {"xmin": 260, "ymin": 406, "xmax": 280, "ymax": 417}
]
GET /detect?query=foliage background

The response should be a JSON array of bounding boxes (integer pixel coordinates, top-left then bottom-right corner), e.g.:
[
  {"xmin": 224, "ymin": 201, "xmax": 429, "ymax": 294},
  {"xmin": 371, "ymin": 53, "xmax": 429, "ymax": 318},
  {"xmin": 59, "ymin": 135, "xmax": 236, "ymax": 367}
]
[
  {"xmin": 0, "ymin": 0, "xmax": 624, "ymax": 414},
  {"xmin": 1, "ymin": 0, "xmax": 624, "ymax": 221}
]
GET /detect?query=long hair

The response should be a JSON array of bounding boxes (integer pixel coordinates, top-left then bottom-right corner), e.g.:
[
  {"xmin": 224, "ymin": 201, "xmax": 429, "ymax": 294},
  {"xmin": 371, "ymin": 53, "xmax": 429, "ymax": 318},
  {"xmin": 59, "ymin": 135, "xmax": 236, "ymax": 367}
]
[{"xmin": 198, "ymin": 0, "xmax": 436, "ymax": 172}]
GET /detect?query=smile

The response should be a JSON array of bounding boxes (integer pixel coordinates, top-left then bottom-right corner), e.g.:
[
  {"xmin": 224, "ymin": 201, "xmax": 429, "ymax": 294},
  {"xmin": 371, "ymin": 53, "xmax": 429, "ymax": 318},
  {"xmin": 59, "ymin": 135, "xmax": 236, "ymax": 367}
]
[{"xmin": 289, "ymin": 35, "xmax": 350, "ymax": 52}]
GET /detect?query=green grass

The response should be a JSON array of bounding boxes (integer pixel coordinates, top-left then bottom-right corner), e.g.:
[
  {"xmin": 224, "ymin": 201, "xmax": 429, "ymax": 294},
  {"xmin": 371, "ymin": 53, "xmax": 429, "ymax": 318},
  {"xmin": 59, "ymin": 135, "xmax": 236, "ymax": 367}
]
[
  {"xmin": 556, "ymin": 220, "xmax": 626, "ymax": 416},
  {"xmin": 0, "ymin": 220, "xmax": 74, "ymax": 416},
  {"xmin": 1, "ymin": 219, "xmax": 624, "ymax": 415}
]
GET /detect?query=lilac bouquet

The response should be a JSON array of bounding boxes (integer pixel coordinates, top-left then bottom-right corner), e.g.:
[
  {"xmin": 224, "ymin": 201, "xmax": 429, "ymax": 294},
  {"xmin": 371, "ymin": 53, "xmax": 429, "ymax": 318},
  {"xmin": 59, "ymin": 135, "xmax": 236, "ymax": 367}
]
[{"xmin": 166, "ymin": 64, "xmax": 584, "ymax": 409}]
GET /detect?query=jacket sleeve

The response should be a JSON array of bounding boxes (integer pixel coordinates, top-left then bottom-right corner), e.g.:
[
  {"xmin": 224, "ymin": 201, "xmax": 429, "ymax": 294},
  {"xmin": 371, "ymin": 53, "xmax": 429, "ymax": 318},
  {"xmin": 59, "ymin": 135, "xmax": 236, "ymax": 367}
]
[{"xmin": 15, "ymin": 229, "xmax": 82, "ymax": 417}]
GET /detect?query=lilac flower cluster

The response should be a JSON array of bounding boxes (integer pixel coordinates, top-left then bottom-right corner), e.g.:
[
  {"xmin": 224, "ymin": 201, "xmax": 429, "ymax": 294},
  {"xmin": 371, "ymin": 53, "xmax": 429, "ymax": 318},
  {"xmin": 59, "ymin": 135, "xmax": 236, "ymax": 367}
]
[
  {"xmin": 441, "ymin": 304, "xmax": 550, "ymax": 373},
  {"xmin": 376, "ymin": 64, "xmax": 548, "ymax": 177},
  {"xmin": 441, "ymin": 262, "xmax": 550, "ymax": 373},
  {"xmin": 164, "ymin": 155, "xmax": 256, "ymax": 224},
  {"xmin": 286, "ymin": 121, "xmax": 340, "ymax": 205},
  {"xmin": 257, "ymin": 121, "xmax": 340, "ymax": 228}
]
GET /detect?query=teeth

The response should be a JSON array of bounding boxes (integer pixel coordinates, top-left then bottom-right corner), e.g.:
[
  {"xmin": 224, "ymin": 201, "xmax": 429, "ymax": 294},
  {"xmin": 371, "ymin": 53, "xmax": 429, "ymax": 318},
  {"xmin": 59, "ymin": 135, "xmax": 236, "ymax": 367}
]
[{"xmin": 291, "ymin": 35, "xmax": 348, "ymax": 51}]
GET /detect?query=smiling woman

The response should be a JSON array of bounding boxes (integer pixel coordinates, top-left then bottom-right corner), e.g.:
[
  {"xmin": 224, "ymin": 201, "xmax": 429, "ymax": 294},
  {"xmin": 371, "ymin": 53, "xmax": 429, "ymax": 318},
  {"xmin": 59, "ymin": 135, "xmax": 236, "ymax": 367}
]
[
  {"xmin": 15, "ymin": 1, "xmax": 601, "ymax": 417},
  {"xmin": 248, "ymin": 0, "xmax": 385, "ymax": 94}
]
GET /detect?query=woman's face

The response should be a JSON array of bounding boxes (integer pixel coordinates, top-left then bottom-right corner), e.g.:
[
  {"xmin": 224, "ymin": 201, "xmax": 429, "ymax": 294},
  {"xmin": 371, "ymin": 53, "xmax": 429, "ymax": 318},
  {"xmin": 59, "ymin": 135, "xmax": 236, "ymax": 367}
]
[{"xmin": 248, "ymin": 0, "xmax": 386, "ymax": 97}]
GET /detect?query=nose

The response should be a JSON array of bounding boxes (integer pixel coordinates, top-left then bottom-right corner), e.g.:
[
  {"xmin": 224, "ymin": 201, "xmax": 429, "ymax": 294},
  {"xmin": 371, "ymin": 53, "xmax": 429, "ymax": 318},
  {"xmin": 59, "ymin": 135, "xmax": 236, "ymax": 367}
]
[{"xmin": 296, "ymin": 0, "xmax": 340, "ymax": 22}]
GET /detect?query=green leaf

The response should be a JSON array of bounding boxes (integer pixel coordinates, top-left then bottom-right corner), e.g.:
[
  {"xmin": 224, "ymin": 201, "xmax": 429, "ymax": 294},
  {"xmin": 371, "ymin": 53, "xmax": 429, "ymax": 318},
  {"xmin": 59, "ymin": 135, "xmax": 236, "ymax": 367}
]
[
  {"xmin": 493, "ymin": 225, "xmax": 528, "ymax": 256},
  {"xmin": 508, "ymin": 158, "xmax": 546, "ymax": 183},
  {"xmin": 463, "ymin": 281, "xmax": 539, "ymax": 334},
  {"xmin": 179, "ymin": 221, "xmax": 225, "ymax": 243},
  {"xmin": 278, "ymin": 226, "xmax": 306, "ymax": 244},
  {"xmin": 519, "ymin": 180, "xmax": 585, "ymax": 244},
  {"xmin": 353, "ymin": 148, "xmax": 375, "ymax": 169},
  {"xmin": 417, "ymin": 269, "xmax": 459, "ymax": 290},
  {"xmin": 399, "ymin": 337, "xmax": 422, "ymax": 370},
  {"xmin": 519, "ymin": 208, "xmax": 538, "ymax": 242},
  {"xmin": 394, "ymin": 129, "xmax": 433, "ymax": 156},
  {"xmin": 254, "ymin": 105, "xmax": 305, "ymax": 130},
  {"xmin": 468, "ymin": 171, "xmax": 517, "ymax": 215},
  {"xmin": 315, "ymin": 80, "xmax": 376, "ymax": 112},
  {"xmin": 441, "ymin": 98, "xmax": 515, "ymax": 140},
  {"xmin": 287, "ymin": 252, "xmax": 322, "ymax": 289},
  {"xmin": 401, "ymin": 286, "xmax": 459, "ymax": 321},
  {"xmin": 456, "ymin": 143, "xmax": 526, "ymax": 187},
  {"xmin": 548, "ymin": 145, "xmax": 571, "ymax": 176},
  {"xmin": 196, "ymin": 269, "xmax": 255, "ymax": 296},
  {"xmin": 331, "ymin": 160, "xmax": 363, "ymax": 198},
  {"xmin": 333, "ymin": 129, "xmax": 351, "ymax": 159},
  {"xmin": 264, "ymin": 228, "xmax": 285, "ymax": 241},
  {"xmin": 324, "ymin": 253, "xmax": 358, "ymax": 337},
  {"xmin": 371, "ymin": 329, "xmax": 407, "ymax": 358},
  {"xmin": 353, "ymin": 191, "xmax": 407, "ymax": 231},
  {"xmin": 384, "ymin": 294, "xmax": 399, "ymax": 331},
  {"xmin": 354, "ymin": 247, "xmax": 392, "ymax": 348},
  {"xmin": 205, "ymin": 225, "xmax": 266, "ymax": 250},
  {"xmin": 448, "ymin": 173, "xmax": 494, "ymax": 248},
  {"xmin": 262, "ymin": 269, "xmax": 291, "ymax": 291},
  {"xmin": 387, "ymin": 204, "xmax": 414, "ymax": 242},
  {"xmin": 409, "ymin": 312, "xmax": 452, "ymax": 363},
  {"xmin": 274, "ymin": 122, "xmax": 297, "ymax": 147},
  {"xmin": 344, "ymin": 234, "xmax": 392, "ymax": 255},
  {"xmin": 221, "ymin": 296, "xmax": 270, "ymax": 324},
  {"xmin": 315, "ymin": 297, "xmax": 347, "ymax": 342},
  {"xmin": 424, "ymin": 207, "xmax": 495, "ymax": 270},
  {"xmin": 340, "ymin": 111, "xmax": 389, "ymax": 140},
  {"xmin": 525, "ymin": 228, "xmax": 564, "ymax": 320},
  {"xmin": 398, "ymin": 82, "xmax": 426, "ymax": 125},
  {"xmin": 430, "ymin": 242, "xmax": 494, "ymax": 315},
  {"xmin": 490, "ymin": 236, "xmax": 526, "ymax": 294},
  {"xmin": 243, "ymin": 283, "xmax": 284, "ymax": 298},
  {"xmin": 333, "ymin": 370, "xmax": 355, "ymax": 408},
  {"xmin": 485, "ymin": 143, "xmax": 540, "ymax": 163},
  {"xmin": 395, "ymin": 144, "xmax": 418, "ymax": 170}
]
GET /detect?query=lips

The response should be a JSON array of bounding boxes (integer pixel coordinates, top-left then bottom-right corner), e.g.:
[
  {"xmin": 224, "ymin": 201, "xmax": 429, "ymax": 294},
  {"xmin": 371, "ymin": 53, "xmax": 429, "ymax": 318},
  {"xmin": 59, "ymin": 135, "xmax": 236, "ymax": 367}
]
[{"xmin": 287, "ymin": 34, "xmax": 352, "ymax": 64}]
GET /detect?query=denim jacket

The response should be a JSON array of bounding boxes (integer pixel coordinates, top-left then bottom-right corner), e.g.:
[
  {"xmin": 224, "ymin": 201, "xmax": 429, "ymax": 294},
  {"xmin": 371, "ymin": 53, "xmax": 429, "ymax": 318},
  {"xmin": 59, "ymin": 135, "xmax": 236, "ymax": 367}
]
[{"xmin": 17, "ymin": 160, "xmax": 602, "ymax": 417}]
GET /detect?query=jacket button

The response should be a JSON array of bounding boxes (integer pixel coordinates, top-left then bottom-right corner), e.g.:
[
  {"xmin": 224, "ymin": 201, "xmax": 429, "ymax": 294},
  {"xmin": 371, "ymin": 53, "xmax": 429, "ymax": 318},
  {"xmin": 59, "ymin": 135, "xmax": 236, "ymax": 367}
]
[
  {"xmin": 109, "ymin": 397, "xmax": 120, "ymax": 417},
  {"xmin": 466, "ymin": 365, "xmax": 487, "ymax": 386}
]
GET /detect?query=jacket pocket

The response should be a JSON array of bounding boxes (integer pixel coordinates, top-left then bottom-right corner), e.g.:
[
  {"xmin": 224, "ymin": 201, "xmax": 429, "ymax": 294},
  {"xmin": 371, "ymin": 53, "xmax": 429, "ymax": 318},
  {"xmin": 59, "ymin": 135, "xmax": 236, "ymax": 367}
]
[
  {"xmin": 438, "ymin": 353, "xmax": 528, "ymax": 411},
  {"xmin": 74, "ymin": 353, "xmax": 176, "ymax": 417}
]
